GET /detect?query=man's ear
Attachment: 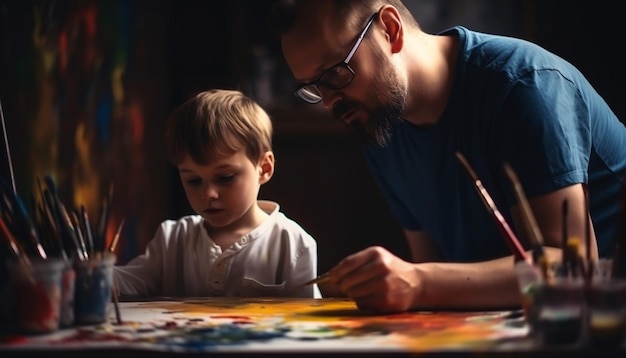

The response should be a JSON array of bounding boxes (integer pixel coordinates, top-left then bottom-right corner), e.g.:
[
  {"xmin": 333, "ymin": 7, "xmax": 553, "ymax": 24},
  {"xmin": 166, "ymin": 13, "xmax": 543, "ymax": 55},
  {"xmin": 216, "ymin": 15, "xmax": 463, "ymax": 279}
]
[
  {"xmin": 379, "ymin": 5, "xmax": 403, "ymax": 53},
  {"xmin": 259, "ymin": 151, "xmax": 275, "ymax": 184}
]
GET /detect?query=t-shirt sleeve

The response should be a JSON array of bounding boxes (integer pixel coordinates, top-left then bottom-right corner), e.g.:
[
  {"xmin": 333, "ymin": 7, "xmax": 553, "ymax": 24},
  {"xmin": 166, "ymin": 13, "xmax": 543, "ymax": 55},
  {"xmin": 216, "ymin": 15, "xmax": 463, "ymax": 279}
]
[{"xmin": 495, "ymin": 69, "xmax": 590, "ymax": 199}]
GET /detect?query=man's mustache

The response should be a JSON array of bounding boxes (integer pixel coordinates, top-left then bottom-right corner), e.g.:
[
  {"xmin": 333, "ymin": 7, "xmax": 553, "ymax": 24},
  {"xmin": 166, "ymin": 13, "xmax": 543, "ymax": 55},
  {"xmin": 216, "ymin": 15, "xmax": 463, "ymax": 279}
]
[{"xmin": 332, "ymin": 100, "xmax": 359, "ymax": 119}]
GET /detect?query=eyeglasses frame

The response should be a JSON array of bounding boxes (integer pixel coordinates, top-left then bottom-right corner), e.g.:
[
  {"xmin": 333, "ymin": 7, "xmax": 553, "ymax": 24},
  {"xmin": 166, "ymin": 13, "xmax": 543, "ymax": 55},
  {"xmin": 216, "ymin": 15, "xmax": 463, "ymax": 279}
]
[{"xmin": 294, "ymin": 12, "xmax": 379, "ymax": 104}]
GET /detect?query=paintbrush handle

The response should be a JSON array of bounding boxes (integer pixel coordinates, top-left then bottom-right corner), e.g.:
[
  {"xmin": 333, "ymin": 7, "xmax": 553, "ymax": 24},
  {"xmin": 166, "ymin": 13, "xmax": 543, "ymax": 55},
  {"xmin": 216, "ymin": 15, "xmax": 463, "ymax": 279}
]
[
  {"xmin": 0, "ymin": 99, "xmax": 16, "ymax": 195},
  {"xmin": 503, "ymin": 163, "xmax": 544, "ymax": 246},
  {"xmin": 80, "ymin": 205, "xmax": 94, "ymax": 255},
  {"xmin": 612, "ymin": 182, "xmax": 626, "ymax": 278},
  {"xmin": 112, "ymin": 281, "xmax": 122, "ymax": 324},
  {"xmin": 302, "ymin": 272, "xmax": 331, "ymax": 286},
  {"xmin": 455, "ymin": 152, "xmax": 529, "ymax": 263},
  {"xmin": 503, "ymin": 163, "xmax": 546, "ymax": 267},
  {"xmin": 487, "ymin": 192, "xmax": 529, "ymax": 262}
]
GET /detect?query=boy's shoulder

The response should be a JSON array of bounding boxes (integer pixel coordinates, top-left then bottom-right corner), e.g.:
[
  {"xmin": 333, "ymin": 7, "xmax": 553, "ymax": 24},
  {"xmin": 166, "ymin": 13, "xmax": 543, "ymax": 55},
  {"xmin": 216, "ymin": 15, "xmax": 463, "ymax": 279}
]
[
  {"xmin": 158, "ymin": 214, "xmax": 205, "ymax": 234},
  {"xmin": 257, "ymin": 200, "xmax": 316, "ymax": 243}
]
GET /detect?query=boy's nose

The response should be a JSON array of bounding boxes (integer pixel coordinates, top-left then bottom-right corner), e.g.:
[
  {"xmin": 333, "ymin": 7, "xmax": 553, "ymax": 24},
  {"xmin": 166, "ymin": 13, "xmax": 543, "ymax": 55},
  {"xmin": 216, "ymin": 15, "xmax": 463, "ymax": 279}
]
[{"xmin": 203, "ymin": 185, "xmax": 219, "ymax": 200}]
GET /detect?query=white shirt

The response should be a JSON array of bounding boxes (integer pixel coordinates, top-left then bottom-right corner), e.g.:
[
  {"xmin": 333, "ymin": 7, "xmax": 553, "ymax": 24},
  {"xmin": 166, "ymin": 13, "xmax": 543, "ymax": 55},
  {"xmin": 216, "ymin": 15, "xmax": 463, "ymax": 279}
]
[{"xmin": 114, "ymin": 201, "xmax": 321, "ymax": 298}]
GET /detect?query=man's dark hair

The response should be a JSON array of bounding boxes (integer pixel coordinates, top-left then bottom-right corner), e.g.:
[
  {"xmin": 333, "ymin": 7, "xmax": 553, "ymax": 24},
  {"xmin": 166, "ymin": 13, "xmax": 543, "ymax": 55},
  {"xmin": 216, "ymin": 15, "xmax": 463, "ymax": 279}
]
[
  {"xmin": 267, "ymin": 0, "xmax": 298, "ymax": 36},
  {"xmin": 268, "ymin": 0, "xmax": 418, "ymax": 37}
]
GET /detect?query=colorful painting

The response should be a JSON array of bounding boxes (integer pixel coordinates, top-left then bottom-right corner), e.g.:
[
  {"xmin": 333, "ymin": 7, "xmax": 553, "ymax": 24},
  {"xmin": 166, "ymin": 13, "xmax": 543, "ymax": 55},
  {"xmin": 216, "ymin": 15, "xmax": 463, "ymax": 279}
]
[
  {"xmin": 0, "ymin": 298, "xmax": 532, "ymax": 353},
  {"xmin": 0, "ymin": 0, "xmax": 170, "ymax": 265}
]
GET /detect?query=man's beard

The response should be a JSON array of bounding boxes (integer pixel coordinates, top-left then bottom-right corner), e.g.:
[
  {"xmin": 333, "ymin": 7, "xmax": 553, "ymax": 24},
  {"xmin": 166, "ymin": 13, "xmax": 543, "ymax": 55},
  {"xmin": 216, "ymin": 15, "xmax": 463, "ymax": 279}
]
[{"xmin": 334, "ymin": 65, "xmax": 405, "ymax": 147}]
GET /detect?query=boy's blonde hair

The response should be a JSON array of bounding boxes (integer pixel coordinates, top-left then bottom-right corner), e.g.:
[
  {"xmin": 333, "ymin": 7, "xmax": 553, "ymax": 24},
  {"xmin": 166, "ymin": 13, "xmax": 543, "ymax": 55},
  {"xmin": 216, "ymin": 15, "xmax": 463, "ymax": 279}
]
[{"xmin": 165, "ymin": 89, "xmax": 273, "ymax": 165}]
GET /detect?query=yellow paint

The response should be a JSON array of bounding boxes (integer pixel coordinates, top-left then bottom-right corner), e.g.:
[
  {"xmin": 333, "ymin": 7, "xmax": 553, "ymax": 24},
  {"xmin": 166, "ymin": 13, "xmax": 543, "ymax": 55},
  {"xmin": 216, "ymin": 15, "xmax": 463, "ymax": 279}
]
[
  {"xmin": 134, "ymin": 298, "xmax": 519, "ymax": 350},
  {"xmin": 73, "ymin": 122, "xmax": 100, "ymax": 217}
]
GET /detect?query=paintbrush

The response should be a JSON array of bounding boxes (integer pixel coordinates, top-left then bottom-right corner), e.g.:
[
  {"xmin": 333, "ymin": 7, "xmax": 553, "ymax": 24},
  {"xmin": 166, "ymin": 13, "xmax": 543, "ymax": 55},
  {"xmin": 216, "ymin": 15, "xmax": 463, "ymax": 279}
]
[
  {"xmin": 96, "ymin": 197, "xmax": 109, "ymax": 253},
  {"xmin": 42, "ymin": 177, "xmax": 65, "ymax": 248},
  {"xmin": 0, "ymin": 179, "xmax": 47, "ymax": 259},
  {"xmin": 582, "ymin": 185, "xmax": 592, "ymax": 282},
  {"xmin": 611, "ymin": 182, "xmax": 626, "ymax": 278},
  {"xmin": 0, "ymin": 98, "xmax": 16, "ymax": 195},
  {"xmin": 108, "ymin": 218, "xmax": 125, "ymax": 253},
  {"xmin": 70, "ymin": 210, "xmax": 89, "ymax": 260},
  {"xmin": 564, "ymin": 236, "xmax": 585, "ymax": 278},
  {"xmin": 0, "ymin": 216, "xmax": 35, "ymax": 285},
  {"xmin": 302, "ymin": 272, "xmax": 331, "ymax": 286},
  {"xmin": 455, "ymin": 152, "xmax": 529, "ymax": 262},
  {"xmin": 98, "ymin": 183, "xmax": 115, "ymax": 251},
  {"xmin": 0, "ymin": 216, "xmax": 31, "ymax": 267},
  {"xmin": 558, "ymin": 199, "xmax": 573, "ymax": 277},
  {"xmin": 79, "ymin": 204, "xmax": 94, "ymax": 256},
  {"xmin": 59, "ymin": 203, "xmax": 86, "ymax": 261},
  {"xmin": 39, "ymin": 189, "xmax": 67, "ymax": 261},
  {"xmin": 111, "ymin": 282, "xmax": 122, "ymax": 325},
  {"xmin": 503, "ymin": 163, "xmax": 548, "ymax": 275},
  {"xmin": 562, "ymin": 199, "xmax": 568, "ymax": 268}
]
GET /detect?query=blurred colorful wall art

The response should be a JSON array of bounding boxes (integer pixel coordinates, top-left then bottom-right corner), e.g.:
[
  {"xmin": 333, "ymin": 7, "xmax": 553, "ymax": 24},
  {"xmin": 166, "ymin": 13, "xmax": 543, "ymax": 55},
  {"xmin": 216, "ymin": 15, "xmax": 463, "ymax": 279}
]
[{"xmin": 0, "ymin": 0, "xmax": 171, "ymax": 264}]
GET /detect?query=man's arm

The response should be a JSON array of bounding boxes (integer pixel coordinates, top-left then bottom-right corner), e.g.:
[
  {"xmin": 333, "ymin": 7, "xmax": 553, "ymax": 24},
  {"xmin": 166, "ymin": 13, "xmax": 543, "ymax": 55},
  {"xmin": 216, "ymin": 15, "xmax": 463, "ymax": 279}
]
[
  {"xmin": 511, "ymin": 183, "xmax": 597, "ymax": 260},
  {"xmin": 328, "ymin": 184, "xmax": 595, "ymax": 312},
  {"xmin": 406, "ymin": 184, "xmax": 595, "ymax": 310}
]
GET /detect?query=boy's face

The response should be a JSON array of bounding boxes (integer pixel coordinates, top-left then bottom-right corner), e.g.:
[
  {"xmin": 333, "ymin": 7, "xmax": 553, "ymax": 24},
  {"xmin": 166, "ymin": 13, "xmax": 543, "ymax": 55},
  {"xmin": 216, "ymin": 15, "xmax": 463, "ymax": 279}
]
[{"xmin": 177, "ymin": 149, "xmax": 272, "ymax": 230}]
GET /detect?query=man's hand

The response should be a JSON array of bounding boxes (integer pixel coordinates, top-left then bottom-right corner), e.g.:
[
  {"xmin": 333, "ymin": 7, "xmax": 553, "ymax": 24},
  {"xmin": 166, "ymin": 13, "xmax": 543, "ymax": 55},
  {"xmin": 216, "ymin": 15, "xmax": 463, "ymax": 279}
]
[{"xmin": 329, "ymin": 246, "xmax": 421, "ymax": 313}]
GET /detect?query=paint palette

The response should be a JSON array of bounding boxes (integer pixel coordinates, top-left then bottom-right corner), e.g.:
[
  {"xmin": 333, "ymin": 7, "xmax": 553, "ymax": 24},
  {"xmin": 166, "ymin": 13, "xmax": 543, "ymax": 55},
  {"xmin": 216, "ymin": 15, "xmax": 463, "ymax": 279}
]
[{"xmin": 0, "ymin": 298, "xmax": 528, "ymax": 353}]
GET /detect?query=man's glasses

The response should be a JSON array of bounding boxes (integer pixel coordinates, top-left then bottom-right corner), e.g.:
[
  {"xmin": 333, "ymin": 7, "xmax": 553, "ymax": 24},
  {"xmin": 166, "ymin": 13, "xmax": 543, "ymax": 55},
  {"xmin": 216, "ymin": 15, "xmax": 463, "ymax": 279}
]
[{"xmin": 294, "ymin": 13, "xmax": 378, "ymax": 104}]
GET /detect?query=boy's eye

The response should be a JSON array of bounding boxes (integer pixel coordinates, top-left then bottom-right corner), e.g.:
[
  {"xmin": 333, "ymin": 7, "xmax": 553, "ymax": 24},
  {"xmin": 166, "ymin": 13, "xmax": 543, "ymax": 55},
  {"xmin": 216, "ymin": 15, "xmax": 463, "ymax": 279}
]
[
  {"xmin": 185, "ymin": 178, "xmax": 202, "ymax": 186},
  {"xmin": 217, "ymin": 174, "xmax": 235, "ymax": 184}
]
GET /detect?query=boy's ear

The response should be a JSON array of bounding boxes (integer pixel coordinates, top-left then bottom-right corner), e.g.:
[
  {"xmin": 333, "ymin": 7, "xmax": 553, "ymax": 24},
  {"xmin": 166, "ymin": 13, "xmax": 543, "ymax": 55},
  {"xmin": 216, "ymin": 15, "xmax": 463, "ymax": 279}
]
[{"xmin": 259, "ymin": 151, "xmax": 275, "ymax": 184}]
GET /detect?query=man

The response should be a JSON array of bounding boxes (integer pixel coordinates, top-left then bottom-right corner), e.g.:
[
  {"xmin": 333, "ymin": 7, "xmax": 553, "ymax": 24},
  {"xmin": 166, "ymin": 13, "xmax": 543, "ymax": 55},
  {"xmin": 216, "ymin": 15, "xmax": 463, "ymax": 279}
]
[{"xmin": 269, "ymin": 0, "xmax": 626, "ymax": 313}]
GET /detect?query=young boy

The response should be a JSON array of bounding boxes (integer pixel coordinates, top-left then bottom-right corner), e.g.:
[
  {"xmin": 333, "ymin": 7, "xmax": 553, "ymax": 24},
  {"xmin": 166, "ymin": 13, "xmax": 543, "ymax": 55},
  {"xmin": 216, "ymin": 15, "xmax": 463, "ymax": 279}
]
[{"xmin": 114, "ymin": 89, "xmax": 321, "ymax": 298}]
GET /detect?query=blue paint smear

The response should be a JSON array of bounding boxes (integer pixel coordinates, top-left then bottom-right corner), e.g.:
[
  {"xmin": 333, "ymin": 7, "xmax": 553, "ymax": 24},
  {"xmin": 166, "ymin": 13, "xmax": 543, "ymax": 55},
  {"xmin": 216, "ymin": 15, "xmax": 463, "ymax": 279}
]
[
  {"xmin": 155, "ymin": 324, "xmax": 286, "ymax": 350},
  {"xmin": 96, "ymin": 94, "xmax": 112, "ymax": 144}
]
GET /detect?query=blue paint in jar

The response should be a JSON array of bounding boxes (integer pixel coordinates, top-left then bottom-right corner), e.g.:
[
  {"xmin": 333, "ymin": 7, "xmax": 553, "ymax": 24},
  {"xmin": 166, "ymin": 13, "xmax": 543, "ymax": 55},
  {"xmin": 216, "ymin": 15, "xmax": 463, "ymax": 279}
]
[{"xmin": 73, "ymin": 253, "xmax": 116, "ymax": 325}]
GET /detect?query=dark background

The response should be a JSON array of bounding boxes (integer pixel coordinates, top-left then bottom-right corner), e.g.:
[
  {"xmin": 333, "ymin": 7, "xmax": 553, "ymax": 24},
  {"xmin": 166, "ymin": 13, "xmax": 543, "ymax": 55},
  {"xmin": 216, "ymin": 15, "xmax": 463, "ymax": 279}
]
[{"xmin": 0, "ymin": 0, "xmax": 624, "ymax": 275}]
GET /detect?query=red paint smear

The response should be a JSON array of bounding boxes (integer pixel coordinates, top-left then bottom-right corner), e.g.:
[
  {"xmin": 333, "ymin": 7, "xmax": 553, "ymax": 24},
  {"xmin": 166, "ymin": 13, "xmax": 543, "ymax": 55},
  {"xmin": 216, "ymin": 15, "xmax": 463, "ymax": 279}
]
[
  {"xmin": 129, "ymin": 102, "xmax": 144, "ymax": 145},
  {"xmin": 231, "ymin": 320, "xmax": 253, "ymax": 325},
  {"xmin": 58, "ymin": 30, "xmax": 68, "ymax": 72},
  {"xmin": 155, "ymin": 321, "xmax": 178, "ymax": 329},
  {"xmin": 210, "ymin": 315, "xmax": 252, "ymax": 320},
  {"xmin": 384, "ymin": 313, "xmax": 416, "ymax": 320},
  {"xmin": 83, "ymin": 5, "xmax": 97, "ymax": 37},
  {"xmin": 0, "ymin": 335, "xmax": 27, "ymax": 345},
  {"xmin": 14, "ymin": 281, "xmax": 57, "ymax": 330},
  {"xmin": 53, "ymin": 329, "xmax": 130, "ymax": 344}
]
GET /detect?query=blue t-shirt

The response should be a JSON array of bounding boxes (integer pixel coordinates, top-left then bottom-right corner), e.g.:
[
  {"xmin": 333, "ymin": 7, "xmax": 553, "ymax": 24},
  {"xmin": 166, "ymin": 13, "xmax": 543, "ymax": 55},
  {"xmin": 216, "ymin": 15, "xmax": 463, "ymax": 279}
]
[{"xmin": 363, "ymin": 26, "xmax": 626, "ymax": 261}]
